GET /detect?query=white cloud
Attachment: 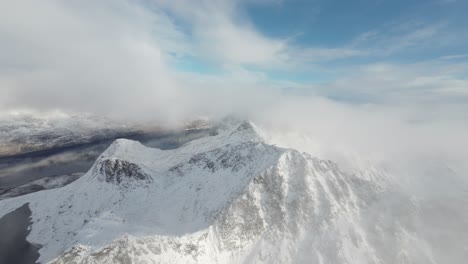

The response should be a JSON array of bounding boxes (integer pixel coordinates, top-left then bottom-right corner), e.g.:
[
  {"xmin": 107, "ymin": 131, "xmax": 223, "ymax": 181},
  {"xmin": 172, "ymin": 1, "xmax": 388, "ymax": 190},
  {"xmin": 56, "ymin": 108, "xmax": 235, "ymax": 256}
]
[
  {"xmin": 310, "ymin": 61, "xmax": 468, "ymax": 104},
  {"xmin": 152, "ymin": 0, "xmax": 370, "ymax": 71},
  {"xmin": 153, "ymin": 0, "xmax": 290, "ymax": 68},
  {"xmin": 440, "ymin": 54, "xmax": 468, "ymax": 60},
  {"xmin": 0, "ymin": 0, "xmax": 188, "ymax": 121},
  {"xmin": 350, "ymin": 20, "xmax": 455, "ymax": 55}
]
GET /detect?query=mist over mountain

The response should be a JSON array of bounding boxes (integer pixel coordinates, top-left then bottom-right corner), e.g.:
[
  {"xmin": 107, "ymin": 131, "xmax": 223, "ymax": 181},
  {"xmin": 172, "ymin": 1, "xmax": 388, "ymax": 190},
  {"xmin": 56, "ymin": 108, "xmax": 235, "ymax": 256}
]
[{"xmin": 1, "ymin": 0, "xmax": 468, "ymax": 263}]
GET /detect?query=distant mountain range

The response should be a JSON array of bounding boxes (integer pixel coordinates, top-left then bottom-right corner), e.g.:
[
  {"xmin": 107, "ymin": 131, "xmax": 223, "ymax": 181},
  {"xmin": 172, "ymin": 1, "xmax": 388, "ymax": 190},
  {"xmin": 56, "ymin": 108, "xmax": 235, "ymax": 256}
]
[{"xmin": 0, "ymin": 111, "xmax": 147, "ymax": 158}]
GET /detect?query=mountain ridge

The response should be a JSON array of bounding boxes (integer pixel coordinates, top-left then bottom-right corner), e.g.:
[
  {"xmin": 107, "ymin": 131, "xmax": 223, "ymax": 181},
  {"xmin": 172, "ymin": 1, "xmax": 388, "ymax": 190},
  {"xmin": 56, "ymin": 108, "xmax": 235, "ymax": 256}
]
[{"xmin": 0, "ymin": 118, "xmax": 448, "ymax": 263}]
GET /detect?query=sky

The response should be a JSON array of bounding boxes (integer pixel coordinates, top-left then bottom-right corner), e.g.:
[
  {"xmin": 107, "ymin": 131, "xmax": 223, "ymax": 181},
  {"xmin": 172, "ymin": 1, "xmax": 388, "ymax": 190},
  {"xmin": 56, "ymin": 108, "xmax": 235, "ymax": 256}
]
[
  {"xmin": 1, "ymin": 0, "xmax": 468, "ymax": 177},
  {"xmin": 1, "ymin": 0, "xmax": 467, "ymax": 116}
]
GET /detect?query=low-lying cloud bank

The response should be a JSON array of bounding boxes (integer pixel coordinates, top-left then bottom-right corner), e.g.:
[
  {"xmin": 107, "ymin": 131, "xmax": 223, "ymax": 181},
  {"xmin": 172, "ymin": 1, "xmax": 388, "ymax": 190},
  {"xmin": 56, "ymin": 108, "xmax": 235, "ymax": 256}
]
[{"xmin": 253, "ymin": 97, "xmax": 468, "ymax": 195}]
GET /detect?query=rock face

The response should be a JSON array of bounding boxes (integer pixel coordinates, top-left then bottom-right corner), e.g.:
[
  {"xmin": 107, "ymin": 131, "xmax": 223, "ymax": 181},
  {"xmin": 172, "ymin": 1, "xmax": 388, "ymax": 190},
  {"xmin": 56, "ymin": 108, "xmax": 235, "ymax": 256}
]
[
  {"xmin": 97, "ymin": 159, "xmax": 151, "ymax": 185},
  {"xmin": 0, "ymin": 118, "xmax": 465, "ymax": 264}
]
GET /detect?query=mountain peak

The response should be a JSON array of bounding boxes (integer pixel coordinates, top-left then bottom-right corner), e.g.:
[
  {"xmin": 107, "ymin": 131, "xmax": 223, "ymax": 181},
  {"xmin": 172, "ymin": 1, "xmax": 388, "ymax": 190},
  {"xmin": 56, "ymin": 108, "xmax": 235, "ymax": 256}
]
[
  {"xmin": 100, "ymin": 138, "xmax": 144, "ymax": 158},
  {"xmin": 209, "ymin": 117, "xmax": 264, "ymax": 142},
  {"xmin": 0, "ymin": 116, "xmax": 441, "ymax": 264}
]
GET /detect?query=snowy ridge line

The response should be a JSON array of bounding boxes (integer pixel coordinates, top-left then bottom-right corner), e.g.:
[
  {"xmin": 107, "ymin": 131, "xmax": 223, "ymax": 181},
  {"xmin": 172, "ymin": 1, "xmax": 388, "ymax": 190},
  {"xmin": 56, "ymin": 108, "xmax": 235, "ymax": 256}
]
[{"xmin": 0, "ymin": 118, "xmax": 440, "ymax": 263}]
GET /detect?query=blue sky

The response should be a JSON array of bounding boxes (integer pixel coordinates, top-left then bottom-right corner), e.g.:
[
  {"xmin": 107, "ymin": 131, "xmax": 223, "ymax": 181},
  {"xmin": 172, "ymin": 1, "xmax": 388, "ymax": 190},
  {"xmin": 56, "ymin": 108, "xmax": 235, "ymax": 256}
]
[
  {"xmin": 246, "ymin": 0, "xmax": 468, "ymax": 44},
  {"xmin": 250, "ymin": 0, "xmax": 468, "ymax": 54},
  {"xmin": 148, "ymin": 0, "xmax": 468, "ymax": 104}
]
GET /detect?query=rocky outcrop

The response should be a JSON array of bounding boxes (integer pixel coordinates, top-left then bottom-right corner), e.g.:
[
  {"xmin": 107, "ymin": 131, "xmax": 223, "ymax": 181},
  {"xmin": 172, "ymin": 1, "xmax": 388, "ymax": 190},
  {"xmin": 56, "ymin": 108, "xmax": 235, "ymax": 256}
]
[{"xmin": 97, "ymin": 158, "xmax": 152, "ymax": 185}]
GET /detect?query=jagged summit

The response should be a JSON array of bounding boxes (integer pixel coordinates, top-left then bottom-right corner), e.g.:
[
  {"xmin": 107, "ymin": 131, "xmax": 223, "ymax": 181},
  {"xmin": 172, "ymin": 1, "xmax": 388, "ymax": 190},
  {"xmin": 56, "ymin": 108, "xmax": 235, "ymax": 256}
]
[
  {"xmin": 208, "ymin": 116, "xmax": 262, "ymax": 138},
  {"xmin": 0, "ymin": 118, "xmax": 443, "ymax": 263},
  {"xmin": 87, "ymin": 119, "xmax": 267, "ymax": 189}
]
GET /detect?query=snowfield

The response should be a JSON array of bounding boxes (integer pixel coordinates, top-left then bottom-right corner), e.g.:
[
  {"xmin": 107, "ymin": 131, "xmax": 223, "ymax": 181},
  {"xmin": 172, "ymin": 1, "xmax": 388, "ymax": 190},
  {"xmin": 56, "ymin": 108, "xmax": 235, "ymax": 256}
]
[{"xmin": 0, "ymin": 118, "xmax": 466, "ymax": 263}]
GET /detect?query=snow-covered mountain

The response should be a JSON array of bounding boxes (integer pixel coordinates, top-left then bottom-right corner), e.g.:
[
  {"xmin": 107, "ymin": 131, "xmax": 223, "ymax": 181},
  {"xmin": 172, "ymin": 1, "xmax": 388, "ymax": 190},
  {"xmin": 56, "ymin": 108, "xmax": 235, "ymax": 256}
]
[{"xmin": 0, "ymin": 118, "xmax": 465, "ymax": 263}]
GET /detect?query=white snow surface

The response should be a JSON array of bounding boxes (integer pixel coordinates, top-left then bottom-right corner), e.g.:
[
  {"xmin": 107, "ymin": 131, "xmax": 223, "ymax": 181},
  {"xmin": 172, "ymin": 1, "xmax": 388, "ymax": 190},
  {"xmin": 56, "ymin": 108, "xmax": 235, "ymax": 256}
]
[{"xmin": 0, "ymin": 118, "xmax": 466, "ymax": 263}]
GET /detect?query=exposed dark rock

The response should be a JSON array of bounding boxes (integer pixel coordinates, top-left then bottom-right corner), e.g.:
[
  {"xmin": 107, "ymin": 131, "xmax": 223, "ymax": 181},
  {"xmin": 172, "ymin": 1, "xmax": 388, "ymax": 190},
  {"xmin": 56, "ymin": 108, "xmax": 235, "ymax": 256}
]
[{"xmin": 98, "ymin": 159, "xmax": 151, "ymax": 184}]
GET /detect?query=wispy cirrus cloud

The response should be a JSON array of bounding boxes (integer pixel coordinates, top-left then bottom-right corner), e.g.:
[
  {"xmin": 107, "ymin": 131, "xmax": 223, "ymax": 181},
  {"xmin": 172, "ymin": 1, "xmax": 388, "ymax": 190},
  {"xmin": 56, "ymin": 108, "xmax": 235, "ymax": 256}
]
[
  {"xmin": 349, "ymin": 21, "xmax": 453, "ymax": 55},
  {"xmin": 150, "ymin": 0, "xmax": 371, "ymax": 70},
  {"xmin": 309, "ymin": 61, "xmax": 468, "ymax": 105}
]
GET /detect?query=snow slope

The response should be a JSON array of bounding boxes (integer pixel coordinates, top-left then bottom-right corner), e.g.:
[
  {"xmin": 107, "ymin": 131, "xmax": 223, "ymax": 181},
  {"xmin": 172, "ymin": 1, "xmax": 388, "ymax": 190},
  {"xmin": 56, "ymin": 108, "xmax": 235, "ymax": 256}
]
[{"xmin": 0, "ymin": 118, "xmax": 464, "ymax": 263}]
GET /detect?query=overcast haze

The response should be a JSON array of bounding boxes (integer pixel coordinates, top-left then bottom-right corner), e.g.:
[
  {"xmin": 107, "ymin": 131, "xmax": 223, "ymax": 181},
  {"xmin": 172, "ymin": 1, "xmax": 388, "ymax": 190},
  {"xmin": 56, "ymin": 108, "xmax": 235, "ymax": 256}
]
[{"xmin": 1, "ymin": 0, "xmax": 468, "ymax": 180}]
